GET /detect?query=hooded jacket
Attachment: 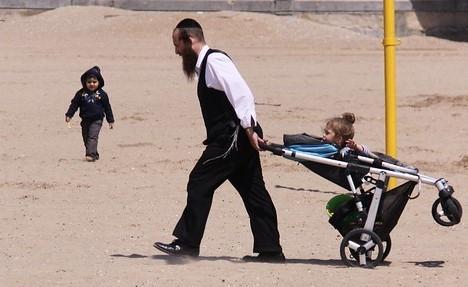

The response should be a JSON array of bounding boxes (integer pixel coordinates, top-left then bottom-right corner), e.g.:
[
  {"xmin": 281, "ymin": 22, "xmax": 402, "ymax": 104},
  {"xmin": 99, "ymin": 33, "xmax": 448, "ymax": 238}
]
[{"xmin": 65, "ymin": 66, "xmax": 114, "ymax": 123}]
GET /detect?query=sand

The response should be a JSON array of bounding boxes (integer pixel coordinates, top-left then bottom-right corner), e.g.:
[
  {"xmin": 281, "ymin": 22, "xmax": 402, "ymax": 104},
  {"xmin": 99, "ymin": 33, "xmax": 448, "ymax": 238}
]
[{"xmin": 0, "ymin": 6, "xmax": 467, "ymax": 286}]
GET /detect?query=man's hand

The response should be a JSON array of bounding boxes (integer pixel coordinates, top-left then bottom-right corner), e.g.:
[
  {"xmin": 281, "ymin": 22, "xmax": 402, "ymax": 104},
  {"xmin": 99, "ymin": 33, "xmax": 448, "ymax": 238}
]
[
  {"xmin": 245, "ymin": 127, "xmax": 266, "ymax": 151},
  {"xmin": 109, "ymin": 122, "xmax": 114, "ymax": 129},
  {"xmin": 65, "ymin": 116, "xmax": 71, "ymax": 122}
]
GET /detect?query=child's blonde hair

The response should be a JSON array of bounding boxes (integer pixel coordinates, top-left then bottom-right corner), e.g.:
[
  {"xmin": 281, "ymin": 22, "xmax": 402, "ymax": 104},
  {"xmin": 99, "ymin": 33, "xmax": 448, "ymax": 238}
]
[{"xmin": 325, "ymin": 112, "xmax": 356, "ymax": 147}]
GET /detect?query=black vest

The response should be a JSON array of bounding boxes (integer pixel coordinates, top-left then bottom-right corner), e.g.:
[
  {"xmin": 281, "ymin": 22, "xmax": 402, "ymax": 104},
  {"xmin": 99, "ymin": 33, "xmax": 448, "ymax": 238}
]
[{"xmin": 197, "ymin": 49, "xmax": 239, "ymax": 145}]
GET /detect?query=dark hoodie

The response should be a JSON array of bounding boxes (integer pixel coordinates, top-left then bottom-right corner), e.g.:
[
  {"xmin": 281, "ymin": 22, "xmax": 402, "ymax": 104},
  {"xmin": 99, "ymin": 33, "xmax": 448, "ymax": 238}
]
[{"xmin": 65, "ymin": 66, "xmax": 115, "ymax": 123}]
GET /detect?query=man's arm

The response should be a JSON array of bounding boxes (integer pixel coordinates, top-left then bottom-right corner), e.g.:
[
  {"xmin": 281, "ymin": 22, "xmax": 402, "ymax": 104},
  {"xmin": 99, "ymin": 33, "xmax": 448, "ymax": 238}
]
[
  {"xmin": 205, "ymin": 53, "xmax": 257, "ymax": 128},
  {"xmin": 245, "ymin": 126, "xmax": 266, "ymax": 151},
  {"xmin": 205, "ymin": 53, "xmax": 264, "ymax": 150}
]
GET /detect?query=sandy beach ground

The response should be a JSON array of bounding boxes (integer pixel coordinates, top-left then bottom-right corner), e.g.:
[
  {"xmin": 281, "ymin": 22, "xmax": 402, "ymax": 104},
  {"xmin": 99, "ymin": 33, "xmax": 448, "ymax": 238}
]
[{"xmin": 0, "ymin": 6, "xmax": 467, "ymax": 286}]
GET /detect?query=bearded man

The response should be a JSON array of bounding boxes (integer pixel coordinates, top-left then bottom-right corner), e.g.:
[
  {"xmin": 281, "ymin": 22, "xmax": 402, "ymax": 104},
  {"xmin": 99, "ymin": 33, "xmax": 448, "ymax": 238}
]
[{"xmin": 153, "ymin": 18, "xmax": 284, "ymax": 262}]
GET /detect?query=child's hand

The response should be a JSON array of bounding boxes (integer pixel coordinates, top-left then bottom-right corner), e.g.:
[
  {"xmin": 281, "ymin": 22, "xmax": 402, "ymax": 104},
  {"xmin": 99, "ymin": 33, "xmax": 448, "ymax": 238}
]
[
  {"xmin": 109, "ymin": 122, "xmax": 114, "ymax": 129},
  {"xmin": 345, "ymin": 139, "xmax": 363, "ymax": 152},
  {"xmin": 65, "ymin": 116, "xmax": 71, "ymax": 122}
]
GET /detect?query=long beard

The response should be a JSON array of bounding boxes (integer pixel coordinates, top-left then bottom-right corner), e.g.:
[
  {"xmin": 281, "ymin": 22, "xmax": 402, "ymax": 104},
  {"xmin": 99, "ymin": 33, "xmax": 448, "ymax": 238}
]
[{"xmin": 181, "ymin": 44, "xmax": 198, "ymax": 81}]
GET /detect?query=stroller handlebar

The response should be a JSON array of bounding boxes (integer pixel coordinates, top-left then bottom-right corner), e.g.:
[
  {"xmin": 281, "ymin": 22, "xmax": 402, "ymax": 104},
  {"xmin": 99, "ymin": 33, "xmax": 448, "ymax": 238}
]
[{"xmin": 260, "ymin": 142, "xmax": 284, "ymax": 156}]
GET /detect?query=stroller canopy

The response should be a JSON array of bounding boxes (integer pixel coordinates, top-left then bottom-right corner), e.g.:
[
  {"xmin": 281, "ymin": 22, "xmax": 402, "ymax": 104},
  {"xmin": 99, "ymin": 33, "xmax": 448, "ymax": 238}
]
[{"xmin": 283, "ymin": 133, "xmax": 339, "ymax": 158}]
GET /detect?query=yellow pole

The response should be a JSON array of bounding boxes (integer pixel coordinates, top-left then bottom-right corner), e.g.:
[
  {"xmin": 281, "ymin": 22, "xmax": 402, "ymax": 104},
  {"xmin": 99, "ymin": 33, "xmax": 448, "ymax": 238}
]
[{"xmin": 383, "ymin": 0, "xmax": 399, "ymax": 188}]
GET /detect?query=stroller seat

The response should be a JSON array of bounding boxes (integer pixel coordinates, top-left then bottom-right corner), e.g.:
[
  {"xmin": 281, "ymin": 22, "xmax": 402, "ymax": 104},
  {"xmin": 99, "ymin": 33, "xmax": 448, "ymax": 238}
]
[{"xmin": 282, "ymin": 133, "xmax": 367, "ymax": 190}]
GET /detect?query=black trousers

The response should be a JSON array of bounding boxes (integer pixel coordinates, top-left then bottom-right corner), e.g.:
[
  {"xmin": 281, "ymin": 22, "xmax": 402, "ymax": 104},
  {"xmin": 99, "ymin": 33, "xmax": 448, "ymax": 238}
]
[
  {"xmin": 80, "ymin": 119, "xmax": 102, "ymax": 159},
  {"xmin": 173, "ymin": 130, "xmax": 282, "ymax": 253}
]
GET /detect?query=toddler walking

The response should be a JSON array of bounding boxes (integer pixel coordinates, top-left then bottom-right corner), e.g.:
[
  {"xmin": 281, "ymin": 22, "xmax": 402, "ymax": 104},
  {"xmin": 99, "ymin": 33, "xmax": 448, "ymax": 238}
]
[{"xmin": 65, "ymin": 66, "xmax": 114, "ymax": 161}]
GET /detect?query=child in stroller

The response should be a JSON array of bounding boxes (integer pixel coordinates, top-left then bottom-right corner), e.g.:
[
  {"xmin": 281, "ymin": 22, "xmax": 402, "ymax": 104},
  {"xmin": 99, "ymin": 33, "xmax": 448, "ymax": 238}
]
[
  {"xmin": 262, "ymin": 112, "xmax": 462, "ymax": 268},
  {"xmin": 321, "ymin": 112, "xmax": 372, "ymax": 157}
]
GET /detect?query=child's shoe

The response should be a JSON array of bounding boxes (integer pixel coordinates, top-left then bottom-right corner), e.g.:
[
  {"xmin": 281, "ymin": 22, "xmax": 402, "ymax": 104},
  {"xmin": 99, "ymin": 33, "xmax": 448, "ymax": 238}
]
[{"xmin": 85, "ymin": 156, "xmax": 96, "ymax": 162}]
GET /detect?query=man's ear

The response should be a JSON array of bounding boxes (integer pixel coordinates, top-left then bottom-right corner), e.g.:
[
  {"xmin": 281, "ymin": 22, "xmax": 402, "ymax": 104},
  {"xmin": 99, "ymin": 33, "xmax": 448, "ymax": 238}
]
[{"xmin": 188, "ymin": 36, "xmax": 197, "ymax": 46}]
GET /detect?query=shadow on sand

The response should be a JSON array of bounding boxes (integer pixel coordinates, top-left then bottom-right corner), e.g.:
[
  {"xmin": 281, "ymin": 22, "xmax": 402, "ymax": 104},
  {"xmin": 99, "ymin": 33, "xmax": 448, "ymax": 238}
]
[
  {"xmin": 275, "ymin": 184, "xmax": 340, "ymax": 195},
  {"xmin": 407, "ymin": 260, "xmax": 445, "ymax": 268},
  {"xmin": 111, "ymin": 253, "xmax": 239, "ymax": 265},
  {"xmin": 110, "ymin": 253, "xmax": 396, "ymax": 267}
]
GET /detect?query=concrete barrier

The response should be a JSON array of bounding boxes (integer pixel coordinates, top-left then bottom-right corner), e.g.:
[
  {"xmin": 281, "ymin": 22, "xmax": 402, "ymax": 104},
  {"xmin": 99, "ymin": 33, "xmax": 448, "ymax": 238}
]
[
  {"xmin": 1, "ymin": 0, "xmax": 468, "ymax": 13},
  {"xmin": 1, "ymin": 0, "xmax": 467, "ymax": 40},
  {"xmin": 0, "ymin": 0, "xmax": 71, "ymax": 9}
]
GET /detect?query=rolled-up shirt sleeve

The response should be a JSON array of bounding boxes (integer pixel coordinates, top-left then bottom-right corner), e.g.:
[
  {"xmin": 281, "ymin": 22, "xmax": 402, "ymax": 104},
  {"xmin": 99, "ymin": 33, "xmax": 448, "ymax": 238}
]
[{"xmin": 204, "ymin": 53, "xmax": 257, "ymax": 129}]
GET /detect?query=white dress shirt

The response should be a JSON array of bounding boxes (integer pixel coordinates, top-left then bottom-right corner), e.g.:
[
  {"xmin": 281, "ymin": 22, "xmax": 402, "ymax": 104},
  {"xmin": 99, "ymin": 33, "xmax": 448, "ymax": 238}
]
[{"xmin": 195, "ymin": 45, "xmax": 257, "ymax": 129}]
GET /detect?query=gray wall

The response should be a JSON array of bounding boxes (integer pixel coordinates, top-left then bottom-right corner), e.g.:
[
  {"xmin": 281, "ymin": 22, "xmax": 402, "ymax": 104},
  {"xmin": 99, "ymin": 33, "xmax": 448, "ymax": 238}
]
[
  {"xmin": 1, "ymin": 0, "xmax": 468, "ymax": 13},
  {"xmin": 1, "ymin": 0, "xmax": 467, "ymax": 40}
]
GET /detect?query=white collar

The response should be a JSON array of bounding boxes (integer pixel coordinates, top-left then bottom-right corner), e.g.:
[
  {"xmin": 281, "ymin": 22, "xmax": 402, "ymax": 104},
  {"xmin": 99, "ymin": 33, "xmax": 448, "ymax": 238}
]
[{"xmin": 195, "ymin": 45, "xmax": 210, "ymax": 75}]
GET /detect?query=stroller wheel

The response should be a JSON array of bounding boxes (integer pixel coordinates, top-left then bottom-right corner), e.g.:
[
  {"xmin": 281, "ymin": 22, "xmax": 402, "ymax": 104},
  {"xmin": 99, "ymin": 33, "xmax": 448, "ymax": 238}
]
[
  {"xmin": 431, "ymin": 197, "xmax": 463, "ymax": 226},
  {"xmin": 340, "ymin": 228, "xmax": 384, "ymax": 268},
  {"xmin": 381, "ymin": 235, "xmax": 392, "ymax": 260},
  {"xmin": 348, "ymin": 234, "xmax": 390, "ymax": 262}
]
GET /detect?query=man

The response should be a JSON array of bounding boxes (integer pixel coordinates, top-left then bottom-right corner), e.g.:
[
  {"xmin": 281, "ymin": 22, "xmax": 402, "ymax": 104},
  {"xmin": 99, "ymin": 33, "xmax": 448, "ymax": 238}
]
[{"xmin": 153, "ymin": 18, "xmax": 284, "ymax": 262}]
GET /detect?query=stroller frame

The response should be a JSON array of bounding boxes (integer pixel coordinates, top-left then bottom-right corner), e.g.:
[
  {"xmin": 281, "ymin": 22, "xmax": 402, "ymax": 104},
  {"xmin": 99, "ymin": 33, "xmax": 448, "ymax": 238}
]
[{"xmin": 264, "ymin": 143, "xmax": 462, "ymax": 267}]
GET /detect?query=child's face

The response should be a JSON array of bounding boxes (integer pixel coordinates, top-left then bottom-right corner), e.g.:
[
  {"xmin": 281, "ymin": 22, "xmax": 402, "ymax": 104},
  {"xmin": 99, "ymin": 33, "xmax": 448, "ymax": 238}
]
[
  {"xmin": 323, "ymin": 128, "xmax": 340, "ymax": 145},
  {"xmin": 86, "ymin": 77, "xmax": 99, "ymax": 92}
]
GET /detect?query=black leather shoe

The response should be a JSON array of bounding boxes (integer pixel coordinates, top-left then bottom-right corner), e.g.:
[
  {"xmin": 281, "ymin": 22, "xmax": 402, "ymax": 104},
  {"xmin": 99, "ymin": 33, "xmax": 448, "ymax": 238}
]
[
  {"xmin": 243, "ymin": 252, "xmax": 286, "ymax": 263},
  {"xmin": 153, "ymin": 240, "xmax": 200, "ymax": 257}
]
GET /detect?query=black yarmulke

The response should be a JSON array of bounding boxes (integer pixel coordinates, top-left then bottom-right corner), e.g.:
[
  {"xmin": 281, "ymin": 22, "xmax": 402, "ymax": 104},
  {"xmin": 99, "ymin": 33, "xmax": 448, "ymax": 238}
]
[{"xmin": 175, "ymin": 18, "xmax": 202, "ymax": 30}]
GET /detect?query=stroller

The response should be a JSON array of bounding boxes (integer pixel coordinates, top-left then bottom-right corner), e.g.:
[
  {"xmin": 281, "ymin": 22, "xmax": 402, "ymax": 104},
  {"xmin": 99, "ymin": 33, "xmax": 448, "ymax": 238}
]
[{"xmin": 262, "ymin": 134, "xmax": 462, "ymax": 268}]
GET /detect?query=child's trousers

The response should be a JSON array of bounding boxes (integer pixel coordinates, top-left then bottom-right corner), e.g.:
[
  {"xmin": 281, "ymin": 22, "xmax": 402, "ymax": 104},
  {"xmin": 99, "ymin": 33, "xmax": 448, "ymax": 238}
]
[{"xmin": 80, "ymin": 119, "xmax": 103, "ymax": 159}]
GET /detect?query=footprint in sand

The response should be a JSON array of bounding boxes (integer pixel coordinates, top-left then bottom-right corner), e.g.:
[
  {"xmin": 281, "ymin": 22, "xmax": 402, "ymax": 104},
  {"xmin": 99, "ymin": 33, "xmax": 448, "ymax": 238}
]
[
  {"xmin": 402, "ymin": 94, "xmax": 468, "ymax": 108},
  {"xmin": 454, "ymin": 155, "xmax": 468, "ymax": 168},
  {"xmin": 118, "ymin": 142, "xmax": 154, "ymax": 148},
  {"xmin": 120, "ymin": 114, "xmax": 146, "ymax": 122}
]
